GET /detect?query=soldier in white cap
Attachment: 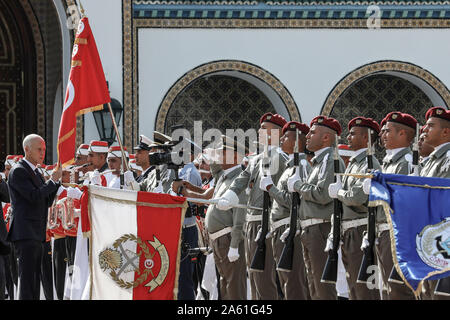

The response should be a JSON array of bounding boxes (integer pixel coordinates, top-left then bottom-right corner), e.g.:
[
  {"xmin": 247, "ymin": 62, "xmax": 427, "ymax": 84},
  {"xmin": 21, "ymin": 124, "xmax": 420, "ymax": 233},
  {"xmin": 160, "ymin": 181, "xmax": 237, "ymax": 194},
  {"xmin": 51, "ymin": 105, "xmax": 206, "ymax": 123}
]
[
  {"xmin": 133, "ymin": 134, "xmax": 154, "ymax": 182},
  {"xmin": 106, "ymin": 146, "xmax": 129, "ymax": 189}
]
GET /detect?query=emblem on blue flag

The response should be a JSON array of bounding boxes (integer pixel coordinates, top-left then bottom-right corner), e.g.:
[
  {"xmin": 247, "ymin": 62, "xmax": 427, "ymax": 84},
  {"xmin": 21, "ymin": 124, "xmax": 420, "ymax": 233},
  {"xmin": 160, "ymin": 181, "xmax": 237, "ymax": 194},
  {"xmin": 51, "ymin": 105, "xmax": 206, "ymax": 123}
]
[{"xmin": 416, "ymin": 218, "xmax": 450, "ymax": 270}]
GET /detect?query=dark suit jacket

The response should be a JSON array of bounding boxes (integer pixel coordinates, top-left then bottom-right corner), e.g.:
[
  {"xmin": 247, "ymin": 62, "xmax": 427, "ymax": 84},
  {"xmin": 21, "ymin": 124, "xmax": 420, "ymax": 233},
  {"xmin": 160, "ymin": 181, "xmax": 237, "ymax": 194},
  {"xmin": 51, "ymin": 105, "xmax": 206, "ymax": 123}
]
[{"xmin": 7, "ymin": 159, "xmax": 59, "ymax": 242}]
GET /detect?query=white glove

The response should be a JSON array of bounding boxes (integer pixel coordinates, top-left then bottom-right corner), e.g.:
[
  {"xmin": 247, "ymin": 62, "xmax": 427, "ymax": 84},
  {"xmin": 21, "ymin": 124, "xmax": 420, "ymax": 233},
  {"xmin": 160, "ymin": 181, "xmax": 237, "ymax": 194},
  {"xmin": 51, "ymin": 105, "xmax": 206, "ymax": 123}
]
[
  {"xmin": 362, "ymin": 178, "xmax": 371, "ymax": 195},
  {"xmin": 153, "ymin": 182, "xmax": 164, "ymax": 194},
  {"xmin": 360, "ymin": 232, "xmax": 370, "ymax": 251},
  {"xmin": 259, "ymin": 175, "xmax": 273, "ymax": 191},
  {"xmin": 254, "ymin": 227, "xmax": 262, "ymax": 242},
  {"xmin": 328, "ymin": 176, "xmax": 342, "ymax": 199},
  {"xmin": 280, "ymin": 227, "xmax": 290, "ymax": 242},
  {"xmin": 287, "ymin": 170, "xmax": 301, "ymax": 193},
  {"xmin": 124, "ymin": 170, "xmax": 136, "ymax": 185},
  {"xmin": 67, "ymin": 186, "xmax": 83, "ymax": 200},
  {"xmin": 279, "ymin": 227, "xmax": 300, "ymax": 243},
  {"xmin": 90, "ymin": 170, "xmax": 101, "ymax": 185},
  {"xmin": 227, "ymin": 247, "xmax": 240, "ymax": 262},
  {"xmin": 324, "ymin": 232, "xmax": 334, "ymax": 252},
  {"xmin": 216, "ymin": 190, "xmax": 239, "ymax": 211}
]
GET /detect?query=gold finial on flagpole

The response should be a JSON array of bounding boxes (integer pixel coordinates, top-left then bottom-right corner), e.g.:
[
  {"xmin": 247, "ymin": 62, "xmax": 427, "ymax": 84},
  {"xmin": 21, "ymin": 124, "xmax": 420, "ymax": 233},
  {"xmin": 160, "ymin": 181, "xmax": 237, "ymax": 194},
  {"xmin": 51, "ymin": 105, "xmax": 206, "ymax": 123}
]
[{"xmin": 78, "ymin": 0, "xmax": 86, "ymax": 18}]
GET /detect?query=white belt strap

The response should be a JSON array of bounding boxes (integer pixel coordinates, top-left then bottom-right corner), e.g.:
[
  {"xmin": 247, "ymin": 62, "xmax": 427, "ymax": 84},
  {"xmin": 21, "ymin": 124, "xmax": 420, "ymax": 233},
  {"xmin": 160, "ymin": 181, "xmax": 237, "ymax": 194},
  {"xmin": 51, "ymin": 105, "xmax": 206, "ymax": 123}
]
[
  {"xmin": 341, "ymin": 218, "xmax": 368, "ymax": 233},
  {"xmin": 300, "ymin": 218, "xmax": 328, "ymax": 229},
  {"xmin": 246, "ymin": 214, "xmax": 262, "ymax": 223},
  {"xmin": 183, "ymin": 222, "xmax": 197, "ymax": 229},
  {"xmin": 376, "ymin": 222, "xmax": 390, "ymax": 235},
  {"xmin": 270, "ymin": 217, "xmax": 291, "ymax": 233},
  {"xmin": 209, "ymin": 227, "xmax": 233, "ymax": 241}
]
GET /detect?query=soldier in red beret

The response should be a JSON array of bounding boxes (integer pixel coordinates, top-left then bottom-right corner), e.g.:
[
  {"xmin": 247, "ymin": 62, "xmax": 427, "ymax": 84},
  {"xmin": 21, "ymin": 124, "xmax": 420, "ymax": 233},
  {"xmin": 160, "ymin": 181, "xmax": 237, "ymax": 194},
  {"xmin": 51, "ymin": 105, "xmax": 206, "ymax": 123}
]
[
  {"xmin": 418, "ymin": 125, "xmax": 434, "ymax": 168},
  {"xmin": 420, "ymin": 106, "xmax": 450, "ymax": 300},
  {"xmin": 377, "ymin": 111, "xmax": 418, "ymax": 300},
  {"xmin": 217, "ymin": 112, "xmax": 289, "ymax": 300},
  {"xmin": 329, "ymin": 117, "xmax": 381, "ymax": 300},
  {"xmin": 287, "ymin": 115, "xmax": 345, "ymax": 300},
  {"xmin": 259, "ymin": 121, "xmax": 311, "ymax": 300}
]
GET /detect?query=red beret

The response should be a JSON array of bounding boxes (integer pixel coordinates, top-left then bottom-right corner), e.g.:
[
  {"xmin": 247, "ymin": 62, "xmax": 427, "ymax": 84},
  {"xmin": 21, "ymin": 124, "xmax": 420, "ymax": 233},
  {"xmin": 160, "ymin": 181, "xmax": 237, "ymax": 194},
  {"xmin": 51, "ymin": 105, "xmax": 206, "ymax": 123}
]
[
  {"xmin": 380, "ymin": 117, "xmax": 387, "ymax": 129},
  {"xmin": 348, "ymin": 117, "xmax": 380, "ymax": 134},
  {"xmin": 282, "ymin": 121, "xmax": 310, "ymax": 135},
  {"xmin": 260, "ymin": 112, "xmax": 287, "ymax": 128},
  {"xmin": 425, "ymin": 106, "xmax": 450, "ymax": 122},
  {"xmin": 310, "ymin": 115, "xmax": 342, "ymax": 136},
  {"xmin": 385, "ymin": 111, "xmax": 418, "ymax": 130}
]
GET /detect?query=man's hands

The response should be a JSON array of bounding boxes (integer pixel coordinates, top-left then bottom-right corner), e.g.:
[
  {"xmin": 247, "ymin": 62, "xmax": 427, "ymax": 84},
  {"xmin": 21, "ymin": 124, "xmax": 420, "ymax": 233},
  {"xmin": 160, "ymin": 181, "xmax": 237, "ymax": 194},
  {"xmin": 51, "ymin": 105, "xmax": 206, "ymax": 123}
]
[{"xmin": 51, "ymin": 164, "xmax": 62, "ymax": 182}]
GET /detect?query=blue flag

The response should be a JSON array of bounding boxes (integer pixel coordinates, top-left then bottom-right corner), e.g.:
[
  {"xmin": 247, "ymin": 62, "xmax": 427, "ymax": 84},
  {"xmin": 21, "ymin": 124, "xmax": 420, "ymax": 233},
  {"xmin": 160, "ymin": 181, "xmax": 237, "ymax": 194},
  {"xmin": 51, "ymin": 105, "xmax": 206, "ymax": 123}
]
[{"xmin": 369, "ymin": 172, "xmax": 450, "ymax": 296}]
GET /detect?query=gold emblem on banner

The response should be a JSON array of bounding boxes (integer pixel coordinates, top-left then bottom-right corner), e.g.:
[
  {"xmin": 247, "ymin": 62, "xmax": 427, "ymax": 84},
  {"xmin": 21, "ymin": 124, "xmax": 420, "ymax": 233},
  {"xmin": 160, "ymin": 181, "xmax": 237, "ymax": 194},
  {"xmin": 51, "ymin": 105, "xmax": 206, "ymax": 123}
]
[
  {"xmin": 98, "ymin": 234, "xmax": 169, "ymax": 292},
  {"xmin": 416, "ymin": 218, "xmax": 450, "ymax": 270}
]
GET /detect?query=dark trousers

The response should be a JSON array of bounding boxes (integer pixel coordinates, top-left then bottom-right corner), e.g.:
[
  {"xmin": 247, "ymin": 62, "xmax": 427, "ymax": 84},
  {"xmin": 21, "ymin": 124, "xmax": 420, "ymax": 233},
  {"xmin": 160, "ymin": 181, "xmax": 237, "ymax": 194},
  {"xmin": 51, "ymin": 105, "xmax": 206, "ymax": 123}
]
[
  {"xmin": 0, "ymin": 255, "xmax": 5, "ymax": 300},
  {"xmin": 5, "ymin": 243, "xmax": 17, "ymax": 300},
  {"xmin": 41, "ymin": 241, "xmax": 53, "ymax": 300},
  {"xmin": 14, "ymin": 240, "xmax": 43, "ymax": 300},
  {"xmin": 65, "ymin": 236, "xmax": 77, "ymax": 272},
  {"xmin": 53, "ymin": 238, "xmax": 67, "ymax": 300},
  {"xmin": 300, "ymin": 223, "xmax": 337, "ymax": 300},
  {"xmin": 341, "ymin": 225, "xmax": 380, "ymax": 300},
  {"xmin": 375, "ymin": 230, "xmax": 416, "ymax": 300},
  {"xmin": 178, "ymin": 225, "xmax": 198, "ymax": 300}
]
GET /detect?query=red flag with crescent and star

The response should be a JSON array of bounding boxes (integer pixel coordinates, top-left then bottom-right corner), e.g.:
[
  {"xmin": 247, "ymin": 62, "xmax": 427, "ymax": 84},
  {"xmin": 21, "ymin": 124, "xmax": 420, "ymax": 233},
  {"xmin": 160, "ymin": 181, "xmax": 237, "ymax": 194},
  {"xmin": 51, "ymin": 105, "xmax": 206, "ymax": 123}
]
[{"xmin": 57, "ymin": 16, "xmax": 110, "ymax": 168}]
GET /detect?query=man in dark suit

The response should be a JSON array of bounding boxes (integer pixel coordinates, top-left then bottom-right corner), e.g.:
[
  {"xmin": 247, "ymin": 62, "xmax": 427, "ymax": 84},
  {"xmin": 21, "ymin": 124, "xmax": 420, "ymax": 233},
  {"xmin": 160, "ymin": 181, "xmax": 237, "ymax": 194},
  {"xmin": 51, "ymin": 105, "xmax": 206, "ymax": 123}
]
[{"xmin": 7, "ymin": 134, "xmax": 62, "ymax": 300}]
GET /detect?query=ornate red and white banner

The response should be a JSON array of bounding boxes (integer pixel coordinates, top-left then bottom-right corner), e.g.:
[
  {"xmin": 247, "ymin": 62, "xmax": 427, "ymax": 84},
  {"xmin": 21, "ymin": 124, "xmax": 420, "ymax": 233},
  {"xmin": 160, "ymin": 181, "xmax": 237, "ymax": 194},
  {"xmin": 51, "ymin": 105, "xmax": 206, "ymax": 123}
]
[
  {"xmin": 57, "ymin": 17, "xmax": 110, "ymax": 168},
  {"xmin": 89, "ymin": 185, "xmax": 187, "ymax": 300}
]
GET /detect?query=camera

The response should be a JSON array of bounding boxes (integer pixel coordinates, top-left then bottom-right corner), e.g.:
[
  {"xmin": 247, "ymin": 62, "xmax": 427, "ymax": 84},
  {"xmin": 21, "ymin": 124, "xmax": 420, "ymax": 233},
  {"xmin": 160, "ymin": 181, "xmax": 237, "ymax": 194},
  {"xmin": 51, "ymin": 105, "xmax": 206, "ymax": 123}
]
[{"xmin": 148, "ymin": 151, "xmax": 177, "ymax": 166}]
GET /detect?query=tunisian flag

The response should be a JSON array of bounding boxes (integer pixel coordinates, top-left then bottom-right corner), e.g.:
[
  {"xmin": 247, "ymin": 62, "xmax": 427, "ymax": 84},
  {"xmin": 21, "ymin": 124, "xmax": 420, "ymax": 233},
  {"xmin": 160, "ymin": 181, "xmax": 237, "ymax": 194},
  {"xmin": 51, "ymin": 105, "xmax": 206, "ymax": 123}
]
[
  {"xmin": 89, "ymin": 185, "xmax": 187, "ymax": 300},
  {"xmin": 57, "ymin": 17, "xmax": 110, "ymax": 168}
]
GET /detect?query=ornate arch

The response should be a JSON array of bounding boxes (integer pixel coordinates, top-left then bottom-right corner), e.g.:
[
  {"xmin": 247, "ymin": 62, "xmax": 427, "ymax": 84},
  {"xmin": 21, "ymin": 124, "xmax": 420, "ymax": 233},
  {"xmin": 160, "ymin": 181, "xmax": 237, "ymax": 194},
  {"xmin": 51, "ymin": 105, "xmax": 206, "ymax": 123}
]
[
  {"xmin": 18, "ymin": 0, "xmax": 46, "ymax": 136},
  {"xmin": 321, "ymin": 60, "xmax": 450, "ymax": 116},
  {"xmin": 154, "ymin": 60, "xmax": 300, "ymax": 133}
]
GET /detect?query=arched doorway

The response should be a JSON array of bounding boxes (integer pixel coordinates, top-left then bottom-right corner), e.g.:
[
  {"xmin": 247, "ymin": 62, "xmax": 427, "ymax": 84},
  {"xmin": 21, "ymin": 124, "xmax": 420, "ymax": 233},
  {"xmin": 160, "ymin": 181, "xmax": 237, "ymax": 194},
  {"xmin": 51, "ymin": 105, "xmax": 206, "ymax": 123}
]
[
  {"xmin": 155, "ymin": 60, "xmax": 300, "ymax": 138},
  {"xmin": 0, "ymin": 0, "xmax": 36, "ymax": 158},
  {"xmin": 323, "ymin": 61, "xmax": 450, "ymax": 159}
]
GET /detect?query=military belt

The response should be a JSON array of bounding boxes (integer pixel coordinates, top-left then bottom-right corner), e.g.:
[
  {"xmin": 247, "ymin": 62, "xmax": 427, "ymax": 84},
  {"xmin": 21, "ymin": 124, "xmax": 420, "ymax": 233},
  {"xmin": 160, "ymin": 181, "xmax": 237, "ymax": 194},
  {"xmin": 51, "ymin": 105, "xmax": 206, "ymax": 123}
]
[
  {"xmin": 341, "ymin": 218, "xmax": 367, "ymax": 233},
  {"xmin": 270, "ymin": 217, "xmax": 290, "ymax": 233},
  {"xmin": 209, "ymin": 227, "xmax": 232, "ymax": 241},
  {"xmin": 300, "ymin": 218, "xmax": 328, "ymax": 229},
  {"xmin": 246, "ymin": 214, "xmax": 262, "ymax": 223},
  {"xmin": 376, "ymin": 222, "xmax": 390, "ymax": 237}
]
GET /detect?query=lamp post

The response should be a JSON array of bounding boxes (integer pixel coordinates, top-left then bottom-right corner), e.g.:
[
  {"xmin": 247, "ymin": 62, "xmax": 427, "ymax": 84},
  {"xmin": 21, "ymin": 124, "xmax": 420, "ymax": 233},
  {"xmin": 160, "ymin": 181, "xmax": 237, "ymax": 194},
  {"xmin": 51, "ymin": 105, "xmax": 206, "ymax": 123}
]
[{"xmin": 92, "ymin": 97, "xmax": 123, "ymax": 146}]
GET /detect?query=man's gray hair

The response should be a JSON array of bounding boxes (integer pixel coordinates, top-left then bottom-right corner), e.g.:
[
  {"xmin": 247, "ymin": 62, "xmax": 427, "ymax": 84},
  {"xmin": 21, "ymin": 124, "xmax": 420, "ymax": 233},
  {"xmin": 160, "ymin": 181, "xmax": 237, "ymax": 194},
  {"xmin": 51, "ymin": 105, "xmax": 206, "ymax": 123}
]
[{"xmin": 23, "ymin": 134, "xmax": 44, "ymax": 151}]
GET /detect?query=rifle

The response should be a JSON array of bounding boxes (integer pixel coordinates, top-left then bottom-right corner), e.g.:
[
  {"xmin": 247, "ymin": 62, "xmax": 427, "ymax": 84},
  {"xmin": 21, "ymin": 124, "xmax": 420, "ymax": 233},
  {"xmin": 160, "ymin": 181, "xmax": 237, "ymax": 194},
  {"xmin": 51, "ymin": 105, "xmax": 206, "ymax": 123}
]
[
  {"xmin": 277, "ymin": 129, "xmax": 300, "ymax": 272},
  {"xmin": 249, "ymin": 133, "xmax": 270, "ymax": 272},
  {"xmin": 321, "ymin": 135, "xmax": 343, "ymax": 283},
  {"xmin": 388, "ymin": 123, "xmax": 421, "ymax": 285},
  {"xmin": 357, "ymin": 128, "xmax": 377, "ymax": 283},
  {"xmin": 412, "ymin": 122, "xmax": 420, "ymax": 176}
]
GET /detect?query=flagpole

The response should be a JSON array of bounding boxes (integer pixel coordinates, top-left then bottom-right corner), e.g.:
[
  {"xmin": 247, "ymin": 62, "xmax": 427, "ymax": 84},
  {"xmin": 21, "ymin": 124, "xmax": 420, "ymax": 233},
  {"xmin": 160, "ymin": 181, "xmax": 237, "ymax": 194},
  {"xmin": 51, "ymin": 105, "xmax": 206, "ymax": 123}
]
[{"xmin": 106, "ymin": 102, "xmax": 130, "ymax": 172}]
